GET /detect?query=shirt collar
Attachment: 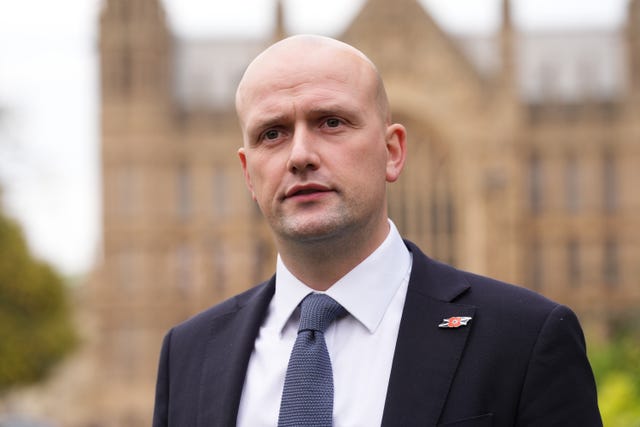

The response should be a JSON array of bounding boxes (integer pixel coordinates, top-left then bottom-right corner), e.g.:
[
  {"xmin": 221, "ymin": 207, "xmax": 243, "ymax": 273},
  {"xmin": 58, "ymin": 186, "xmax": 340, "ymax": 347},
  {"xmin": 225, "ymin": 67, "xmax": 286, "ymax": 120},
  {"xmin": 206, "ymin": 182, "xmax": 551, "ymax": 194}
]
[{"xmin": 273, "ymin": 220, "xmax": 411, "ymax": 335}]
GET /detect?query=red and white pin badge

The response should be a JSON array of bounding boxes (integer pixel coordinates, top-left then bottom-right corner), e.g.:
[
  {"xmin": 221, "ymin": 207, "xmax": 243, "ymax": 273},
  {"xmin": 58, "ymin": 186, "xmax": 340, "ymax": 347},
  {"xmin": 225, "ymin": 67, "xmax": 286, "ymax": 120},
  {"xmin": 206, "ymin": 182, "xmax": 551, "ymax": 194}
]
[{"xmin": 438, "ymin": 316, "xmax": 472, "ymax": 328}]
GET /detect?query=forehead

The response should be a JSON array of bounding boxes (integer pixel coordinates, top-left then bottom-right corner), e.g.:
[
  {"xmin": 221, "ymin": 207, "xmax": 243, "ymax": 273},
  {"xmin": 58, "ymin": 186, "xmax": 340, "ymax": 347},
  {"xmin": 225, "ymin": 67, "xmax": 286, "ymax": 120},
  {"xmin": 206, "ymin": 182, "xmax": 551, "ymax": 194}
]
[
  {"xmin": 237, "ymin": 46, "xmax": 377, "ymax": 123},
  {"xmin": 247, "ymin": 72, "xmax": 366, "ymax": 115}
]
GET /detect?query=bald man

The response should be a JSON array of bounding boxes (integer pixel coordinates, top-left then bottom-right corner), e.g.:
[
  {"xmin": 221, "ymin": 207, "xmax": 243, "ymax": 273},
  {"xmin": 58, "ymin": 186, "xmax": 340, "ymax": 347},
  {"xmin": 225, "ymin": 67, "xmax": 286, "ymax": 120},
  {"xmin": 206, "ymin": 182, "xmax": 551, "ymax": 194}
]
[{"xmin": 153, "ymin": 35, "xmax": 602, "ymax": 427}]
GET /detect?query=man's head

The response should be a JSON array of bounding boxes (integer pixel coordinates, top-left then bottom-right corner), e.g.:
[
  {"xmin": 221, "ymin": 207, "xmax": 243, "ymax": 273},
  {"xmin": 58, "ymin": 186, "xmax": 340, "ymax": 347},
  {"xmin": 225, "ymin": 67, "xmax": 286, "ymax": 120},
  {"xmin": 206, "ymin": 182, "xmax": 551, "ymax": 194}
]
[
  {"xmin": 236, "ymin": 35, "xmax": 406, "ymax": 253},
  {"xmin": 236, "ymin": 35, "xmax": 391, "ymax": 126}
]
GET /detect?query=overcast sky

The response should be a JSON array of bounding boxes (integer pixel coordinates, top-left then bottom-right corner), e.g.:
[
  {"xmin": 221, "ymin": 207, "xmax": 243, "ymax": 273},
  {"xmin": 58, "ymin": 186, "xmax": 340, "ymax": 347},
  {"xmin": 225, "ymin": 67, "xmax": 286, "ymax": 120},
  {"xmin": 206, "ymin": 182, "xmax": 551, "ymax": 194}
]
[{"xmin": 0, "ymin": 0, "xmax": 631, "ymax": 276}]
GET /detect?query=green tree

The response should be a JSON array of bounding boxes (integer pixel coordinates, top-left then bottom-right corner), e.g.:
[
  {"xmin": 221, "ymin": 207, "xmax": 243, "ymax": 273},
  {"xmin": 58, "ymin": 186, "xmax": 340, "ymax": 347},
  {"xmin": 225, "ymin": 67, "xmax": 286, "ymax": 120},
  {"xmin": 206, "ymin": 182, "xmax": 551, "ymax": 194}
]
[
  {"xmin": 0, "ymin": 209, "xmax": 77, "ymax": 394},
  {"xmin": 589, "ymin": 316, "xmax": 640, "ymax": 427}
]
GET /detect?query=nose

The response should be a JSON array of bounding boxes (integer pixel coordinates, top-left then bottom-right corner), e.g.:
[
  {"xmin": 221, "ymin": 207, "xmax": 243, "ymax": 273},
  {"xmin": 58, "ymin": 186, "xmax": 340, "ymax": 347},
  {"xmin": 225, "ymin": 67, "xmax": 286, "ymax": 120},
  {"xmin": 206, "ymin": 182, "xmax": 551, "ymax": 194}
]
[{"xmin": 286, "ymin": 126, "xmax": 320, "ymax": 174}]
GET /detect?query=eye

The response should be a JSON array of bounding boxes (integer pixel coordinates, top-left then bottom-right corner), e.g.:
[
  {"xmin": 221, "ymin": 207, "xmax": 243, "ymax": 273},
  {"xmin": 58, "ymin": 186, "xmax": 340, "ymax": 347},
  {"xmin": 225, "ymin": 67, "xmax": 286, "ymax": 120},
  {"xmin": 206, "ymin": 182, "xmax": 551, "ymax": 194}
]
[
  {"xmin": 263, "ymin": 129, "xmax": 280, "ymax": 140},
  {"xmin": 325, "ymin": 118, "xmax": 342, "ymax": 128}
]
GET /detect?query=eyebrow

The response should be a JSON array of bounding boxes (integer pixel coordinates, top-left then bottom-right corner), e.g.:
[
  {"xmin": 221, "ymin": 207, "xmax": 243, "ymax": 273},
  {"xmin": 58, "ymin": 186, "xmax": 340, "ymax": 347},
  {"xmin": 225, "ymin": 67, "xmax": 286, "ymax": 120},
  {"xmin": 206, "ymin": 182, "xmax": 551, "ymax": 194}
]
[
  {"xmin": 305, "ymin": 103, "xmax": 364, "ymax": 123},
  {"xmin": 246, "ymin": 113, "xmax": 290, "ymax": 137},
  {"xmin": 308, "ymin": 105, "xmax": 355, "ymax": 116}
]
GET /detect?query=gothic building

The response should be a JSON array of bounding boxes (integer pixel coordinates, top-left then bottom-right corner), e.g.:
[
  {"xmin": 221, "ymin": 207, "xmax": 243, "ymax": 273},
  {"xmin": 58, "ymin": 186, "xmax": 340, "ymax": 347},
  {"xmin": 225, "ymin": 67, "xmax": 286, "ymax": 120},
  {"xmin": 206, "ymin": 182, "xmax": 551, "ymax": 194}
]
[{"xmin": 76, "ymin": 0, "xmax": 640, "ymax": 424}]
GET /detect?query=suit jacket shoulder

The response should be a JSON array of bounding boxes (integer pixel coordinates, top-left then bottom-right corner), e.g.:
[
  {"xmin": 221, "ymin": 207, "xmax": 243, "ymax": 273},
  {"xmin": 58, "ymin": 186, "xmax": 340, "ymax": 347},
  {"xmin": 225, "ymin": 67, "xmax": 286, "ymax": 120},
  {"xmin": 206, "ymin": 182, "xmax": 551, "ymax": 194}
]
[
  {"xmin": 170, "ymin": 279, "xmax": 273, "ymax": 342},
  {"xmin": 153, "ymin": 277, "xmax": 275, "ymax": 427},
  {"xmin": 385, "ymin": 240, "xmax": 602, "ymax": 427}
]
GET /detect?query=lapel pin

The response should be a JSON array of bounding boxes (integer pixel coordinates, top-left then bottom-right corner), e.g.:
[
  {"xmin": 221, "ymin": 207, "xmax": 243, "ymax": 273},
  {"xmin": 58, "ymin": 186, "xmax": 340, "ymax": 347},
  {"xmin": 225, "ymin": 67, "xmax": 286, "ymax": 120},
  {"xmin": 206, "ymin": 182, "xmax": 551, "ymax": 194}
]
[{"xmin": 438, "ymin": 316, "xmax": 472, "ymax": 329}]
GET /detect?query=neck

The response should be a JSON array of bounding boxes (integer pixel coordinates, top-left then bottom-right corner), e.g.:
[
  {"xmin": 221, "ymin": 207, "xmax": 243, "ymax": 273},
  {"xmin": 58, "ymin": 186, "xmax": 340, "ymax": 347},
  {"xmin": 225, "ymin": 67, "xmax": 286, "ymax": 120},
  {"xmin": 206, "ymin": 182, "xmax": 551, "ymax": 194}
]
[{"xmin": 276, "ymin": 219, "xmax": 390, "ymax": 291}]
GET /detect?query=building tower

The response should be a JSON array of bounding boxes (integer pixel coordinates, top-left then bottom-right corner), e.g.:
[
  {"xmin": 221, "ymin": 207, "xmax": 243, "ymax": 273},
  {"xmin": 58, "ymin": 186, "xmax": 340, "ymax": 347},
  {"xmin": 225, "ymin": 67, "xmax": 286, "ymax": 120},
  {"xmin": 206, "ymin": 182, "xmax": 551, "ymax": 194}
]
[
  {"xmin": 100, "ymin": 0, "xmax": 172, "ymax": 118},
  {"xmin": 273, "ymin": 0, "xmax": 287, "ymax": 42},
  {"xmin": 93, "ymin": 0, "xmax": 275, "ymax": 423},
  {"xmin": 94, "ymin": 0, "xmax": 177, "ymax": 424},
  {"xmin": 628, "ymin": 0, "xmax": 640, "ymax": 100}
]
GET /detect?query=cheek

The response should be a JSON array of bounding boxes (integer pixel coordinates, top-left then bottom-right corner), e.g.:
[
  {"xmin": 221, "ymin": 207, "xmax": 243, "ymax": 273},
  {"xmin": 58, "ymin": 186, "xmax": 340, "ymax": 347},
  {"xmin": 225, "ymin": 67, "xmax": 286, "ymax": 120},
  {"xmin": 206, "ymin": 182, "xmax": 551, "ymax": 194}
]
[
  {"xmin": 350, "ymin": 141, "xmax": 388, "ymax": 175},
  {"xmin": 339, "ymin": 150, "xmax": 387, "ymax": 193},
  {"xmin": 248, "ymin": 160, "xmax": 281, "ymax": 201}
]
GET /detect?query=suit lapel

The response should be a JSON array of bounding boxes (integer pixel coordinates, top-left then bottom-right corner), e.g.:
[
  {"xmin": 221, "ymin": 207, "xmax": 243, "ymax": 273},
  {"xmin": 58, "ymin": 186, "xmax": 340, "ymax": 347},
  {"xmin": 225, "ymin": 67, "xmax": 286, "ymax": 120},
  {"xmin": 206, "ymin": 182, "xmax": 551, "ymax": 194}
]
[
  {"xmin": 382, "ymin": 242, "xmax": 475, "ymax": 426},
  {"xmin": 193, "ymin": 241, "xmax": 473, "ymax": 426},
  {"xmin": 197, "ymin": 278, "xmax": 275, "ymax": 427}
]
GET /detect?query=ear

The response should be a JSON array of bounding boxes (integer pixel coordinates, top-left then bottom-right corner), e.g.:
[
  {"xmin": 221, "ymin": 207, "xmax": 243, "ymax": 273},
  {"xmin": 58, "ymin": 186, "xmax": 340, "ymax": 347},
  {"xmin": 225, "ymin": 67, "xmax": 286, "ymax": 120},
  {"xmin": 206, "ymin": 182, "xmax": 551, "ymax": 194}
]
[
  {"xmin": 385, "ymin": 123, "xmax": 407, "ymax": 183},
  {"xmin": 238, "ymin": 147, "xmax": 257, "ymax": 200}
]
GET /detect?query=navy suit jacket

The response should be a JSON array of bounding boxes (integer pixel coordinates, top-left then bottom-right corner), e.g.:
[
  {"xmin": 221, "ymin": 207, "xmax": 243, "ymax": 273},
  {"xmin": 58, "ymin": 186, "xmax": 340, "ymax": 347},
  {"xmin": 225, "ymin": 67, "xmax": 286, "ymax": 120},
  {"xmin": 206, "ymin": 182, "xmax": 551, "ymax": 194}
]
[{"xmin": 153, "ymin": 240, "xmax": 602, "ymax": 426}]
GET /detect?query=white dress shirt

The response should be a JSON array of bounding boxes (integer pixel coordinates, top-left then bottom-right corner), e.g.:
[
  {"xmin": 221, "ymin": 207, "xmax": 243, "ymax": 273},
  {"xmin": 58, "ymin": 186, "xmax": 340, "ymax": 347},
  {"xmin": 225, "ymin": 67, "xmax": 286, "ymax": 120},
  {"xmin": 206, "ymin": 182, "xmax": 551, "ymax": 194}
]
[{"xmin": 237, "ymin": 220, "xmax": 412, "ymax": 427}]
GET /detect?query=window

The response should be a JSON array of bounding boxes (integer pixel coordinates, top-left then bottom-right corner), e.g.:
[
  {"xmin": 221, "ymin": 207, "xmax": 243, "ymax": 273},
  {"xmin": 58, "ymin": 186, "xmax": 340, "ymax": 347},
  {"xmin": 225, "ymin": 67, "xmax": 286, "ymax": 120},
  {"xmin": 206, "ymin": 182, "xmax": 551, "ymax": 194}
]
[
  {"xmin": 567, "ymin": 239, "xmax": 581, "ymax": 287},
  {"xmin": 115, "ymin": 165, "xmax": 136, "ymax": 217},
  {"xmin": 428, "ymin": 182, "xmax": 455, "ymax": 264},
  {"xmin": 603, "ymin": 149, "xmax": 617, "ymax": 214},
  {"xmin": 177, "ymin": 165, "xmax": 191, "ymax": 220},
  {"xmin": 539, "ymin": 63, "xmax": 554, "ymax": 101},
  {"xmin": 212, "ymin": 168, "xmax": 229, "ymax": 218},
  {"xmin": 530, "ymin": 240, "xmax": 543, "ymax": 291},
  {"xmin": 444, "ymin": 193, "xmax": 456, "ymax": 265},
  {"xmin": 176, "ymin": 244, "xmax": 192, "ymax": 295},
  {"xmin": 116, "ymin": 248, "xmax": 134, "ymax": 291},
  {"xmin": 121, "ymin": 48, "xmax": 132, "ymax": 95},
  {"xmin": 115, "ymin": 327, "xmax": 136, "ymax": 381},
  {"xmin": 253, "ymin": 239, "xmax": 270, "ymax": 284},
  {"xmin": 212, "ymin": 239, "xmax": 226, "ymax": 295},
  {"xmin": 529, "ymin": 151, "xmax": 543, "ymax": 214},
  {"xmin": 565, "ymin": 154, "xmax": 580, "ymax": 213},
  {"xmin": 603, "ymin": 238, "xmax": 619, "ymax": 287},
  {"xmin": 429, "ymin": 190, "xmax": 439, "ymax": 257}
]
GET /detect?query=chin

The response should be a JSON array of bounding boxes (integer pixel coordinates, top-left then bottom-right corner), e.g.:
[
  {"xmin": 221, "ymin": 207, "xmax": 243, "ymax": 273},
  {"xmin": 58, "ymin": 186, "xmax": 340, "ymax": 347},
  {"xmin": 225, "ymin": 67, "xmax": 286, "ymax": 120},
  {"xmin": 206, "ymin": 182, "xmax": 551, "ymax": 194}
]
[{"xmin": 278, "ymin": 216, "xmax": 350, "ymax": 243}]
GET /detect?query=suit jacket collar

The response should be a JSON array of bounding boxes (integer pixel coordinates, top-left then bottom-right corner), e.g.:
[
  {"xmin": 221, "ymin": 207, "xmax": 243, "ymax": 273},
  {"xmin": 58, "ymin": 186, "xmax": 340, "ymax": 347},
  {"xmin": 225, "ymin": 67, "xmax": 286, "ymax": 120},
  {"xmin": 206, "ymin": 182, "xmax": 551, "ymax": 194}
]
[
  {"xmin": 403, "ymin": 240, "xmax": 471, "ymax": 302},
  {"xmin": 197, "ymin": 276, "xmax": 275, "ymax": 427},
  {"xmin": 381, "ymin": 240, "xmax": 475, "ymax": 426}
]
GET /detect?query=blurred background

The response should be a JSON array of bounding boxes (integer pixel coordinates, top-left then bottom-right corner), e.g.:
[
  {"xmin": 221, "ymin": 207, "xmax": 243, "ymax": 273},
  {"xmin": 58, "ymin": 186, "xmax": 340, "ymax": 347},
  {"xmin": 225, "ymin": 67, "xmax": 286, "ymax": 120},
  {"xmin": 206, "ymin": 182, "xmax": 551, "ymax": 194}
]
[{"xmin": 0, "ymin": 0, "xmax": 638, "ymax": 425}]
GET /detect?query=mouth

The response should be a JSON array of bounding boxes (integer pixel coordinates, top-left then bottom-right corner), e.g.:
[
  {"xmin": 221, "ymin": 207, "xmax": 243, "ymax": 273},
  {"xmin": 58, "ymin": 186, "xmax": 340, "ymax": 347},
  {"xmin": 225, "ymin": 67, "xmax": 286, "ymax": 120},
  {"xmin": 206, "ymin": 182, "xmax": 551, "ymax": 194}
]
[{"xmin": 284, "ymin": 184, "xmax": 333, "ymax": 200}]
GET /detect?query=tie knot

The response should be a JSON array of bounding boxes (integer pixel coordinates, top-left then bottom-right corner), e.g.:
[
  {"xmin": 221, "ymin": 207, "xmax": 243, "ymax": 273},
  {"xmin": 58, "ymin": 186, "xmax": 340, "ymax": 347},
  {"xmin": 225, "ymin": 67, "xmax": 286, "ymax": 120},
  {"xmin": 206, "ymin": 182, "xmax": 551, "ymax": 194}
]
[{"xmin": 298, "ymin": 293, "xmax": 346, "ymax": 333}]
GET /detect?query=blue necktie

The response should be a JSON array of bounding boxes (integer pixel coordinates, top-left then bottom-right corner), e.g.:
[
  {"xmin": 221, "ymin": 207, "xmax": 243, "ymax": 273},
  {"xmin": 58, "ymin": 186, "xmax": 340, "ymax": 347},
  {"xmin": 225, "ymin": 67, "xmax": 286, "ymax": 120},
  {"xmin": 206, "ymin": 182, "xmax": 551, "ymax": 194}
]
[{"xmin": 278, "ymin": 293, "xmax": 347, "ymax": 427}]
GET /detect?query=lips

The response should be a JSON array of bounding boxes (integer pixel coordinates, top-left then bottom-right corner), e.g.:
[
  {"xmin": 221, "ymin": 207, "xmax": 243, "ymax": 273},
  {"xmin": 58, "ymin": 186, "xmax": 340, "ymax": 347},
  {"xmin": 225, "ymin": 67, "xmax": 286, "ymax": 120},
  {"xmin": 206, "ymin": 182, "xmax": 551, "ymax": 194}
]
[{"xmin": 284, "ymin": 183, "xmax": 332, "ymax": 200}]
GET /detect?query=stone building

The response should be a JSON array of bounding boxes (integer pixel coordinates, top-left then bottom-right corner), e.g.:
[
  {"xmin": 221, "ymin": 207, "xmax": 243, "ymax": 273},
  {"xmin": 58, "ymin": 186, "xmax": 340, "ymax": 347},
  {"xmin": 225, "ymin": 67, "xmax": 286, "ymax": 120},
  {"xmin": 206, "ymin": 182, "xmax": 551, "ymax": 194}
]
[{"xmin": 81, "ymin": 0, "xmax": 640, "ymax": 424}]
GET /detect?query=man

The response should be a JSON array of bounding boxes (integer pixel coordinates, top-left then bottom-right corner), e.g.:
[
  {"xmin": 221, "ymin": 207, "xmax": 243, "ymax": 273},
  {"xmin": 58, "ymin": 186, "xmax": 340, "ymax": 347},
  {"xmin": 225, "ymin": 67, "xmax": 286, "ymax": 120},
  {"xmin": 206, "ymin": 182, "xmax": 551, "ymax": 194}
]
[{"xmin": 153, "ymin": 35, "xmax": 602, "ymax": 426}]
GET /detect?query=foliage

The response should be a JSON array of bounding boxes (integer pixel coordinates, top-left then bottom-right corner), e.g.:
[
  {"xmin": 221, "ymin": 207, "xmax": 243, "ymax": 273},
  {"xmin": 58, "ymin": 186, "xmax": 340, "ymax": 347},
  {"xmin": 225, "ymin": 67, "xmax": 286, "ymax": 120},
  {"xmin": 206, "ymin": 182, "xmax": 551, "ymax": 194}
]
[
  {"xmin": 0, "ymin": 210, "xmax": 77, "ymax": 394},
  {"xmin": 589, "ymin": 317, "xmax": 640, "ymax": 427}
]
